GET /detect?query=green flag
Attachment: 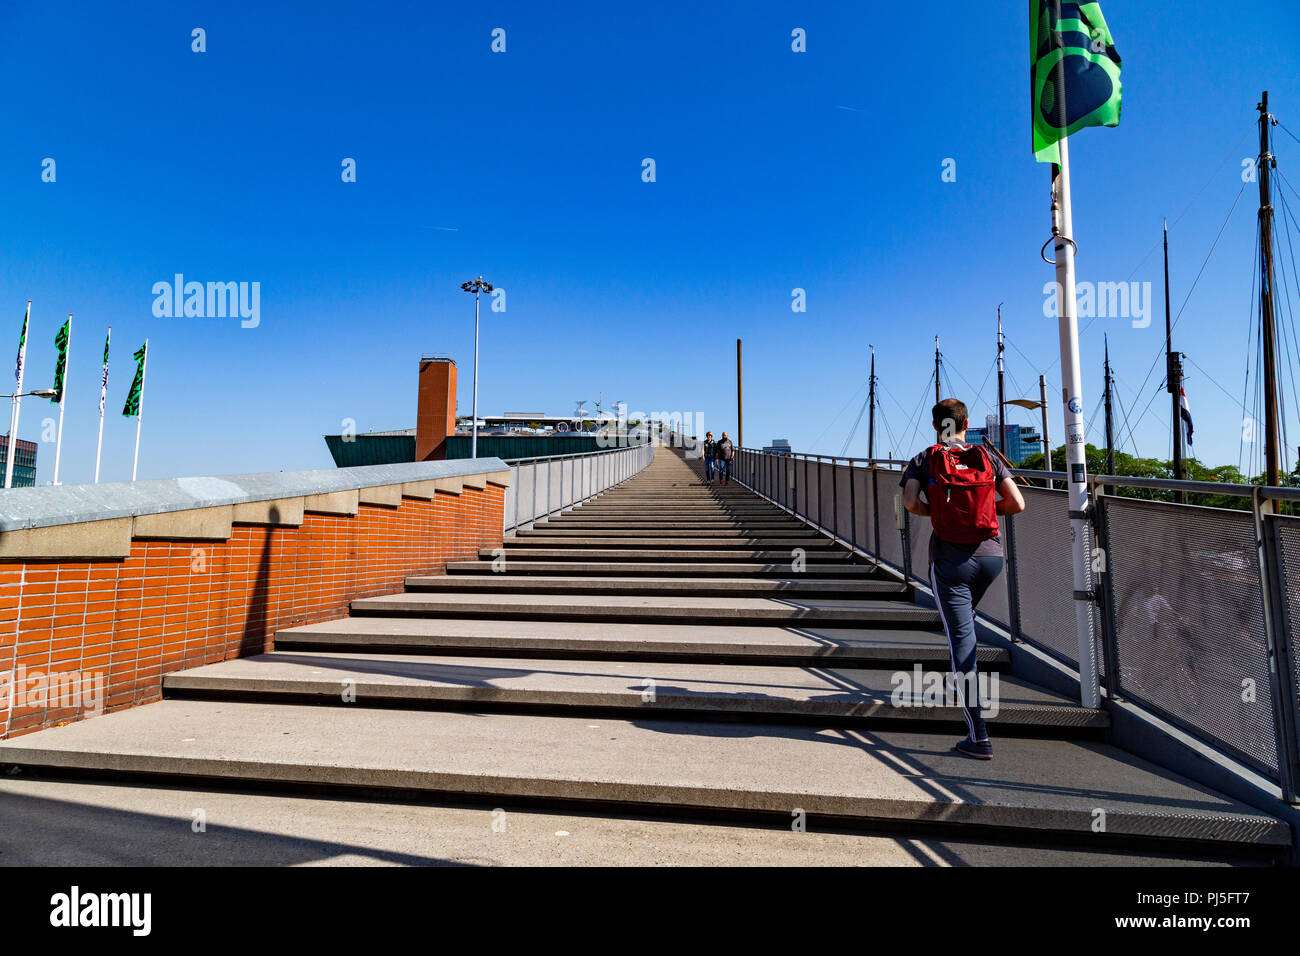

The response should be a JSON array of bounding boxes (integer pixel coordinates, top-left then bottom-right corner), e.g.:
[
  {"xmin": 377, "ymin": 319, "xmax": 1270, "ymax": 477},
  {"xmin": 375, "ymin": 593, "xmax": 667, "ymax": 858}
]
[
  {"xmin": 1031, "ymin": 1, "xmax": 1122, "ymax": 164},
  {"xmin": 14, "ymin": 303, "xmax": 28, "ymax": 384},
  {"xmin": 98, "ymin": 328, "xmax": 110, "ymax": 415},
  {"xmin": 122, "ymin": 342, "xmax": 146, "ymax": 417},
  {"xmin": 50, "ymin": 317, "xmax": 70, "ymax": 403}
]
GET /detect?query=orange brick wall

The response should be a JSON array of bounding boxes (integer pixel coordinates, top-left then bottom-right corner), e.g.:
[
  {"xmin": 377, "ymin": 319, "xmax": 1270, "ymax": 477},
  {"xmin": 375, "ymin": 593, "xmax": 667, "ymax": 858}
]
[{"xmin": 0, "ymin": 483, "xmax": 505, "ymax": 740}]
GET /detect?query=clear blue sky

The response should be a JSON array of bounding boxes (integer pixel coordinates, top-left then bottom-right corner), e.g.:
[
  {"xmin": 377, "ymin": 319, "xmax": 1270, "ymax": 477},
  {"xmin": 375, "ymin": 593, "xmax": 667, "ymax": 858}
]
[{"xmin": 1, "ymin": 0, "xmax": 1298, "ymax": 484}]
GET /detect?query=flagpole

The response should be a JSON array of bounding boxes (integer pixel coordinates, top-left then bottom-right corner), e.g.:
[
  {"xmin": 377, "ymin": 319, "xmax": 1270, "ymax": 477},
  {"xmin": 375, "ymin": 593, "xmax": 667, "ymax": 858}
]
[
  {"xmin": 52, "ymin": 314, "xmax": 70, "ymax": 485},
  {"xmin": 131, "ymin": 339, "xmax": 148, "ymax": 481},
  {"xmin": 95, "ymin": 326, "xmax": 110, "ymax": 483},
  {"xmin": 5, "ymin": 300, "xmax": 30, "ymax": 489},
  {"xmin": 1050, "ymin": 135, "xmax": 1101, "ymax": 709}
]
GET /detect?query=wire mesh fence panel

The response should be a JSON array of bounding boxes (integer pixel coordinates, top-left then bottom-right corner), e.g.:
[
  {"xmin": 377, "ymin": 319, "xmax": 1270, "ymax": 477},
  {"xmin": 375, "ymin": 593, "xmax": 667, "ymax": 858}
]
[
  {"xmin": 1271, "ymin": 515, "xmax": 1300, "ymax": 769},
  {"xmin": 502, "ymin": 471, "xmax": 518, "ymax": 531},
  {"xmin": 853, "ymin": 464, "xmax": 873, "ymax": 554},
  {"xmin": 547, "ymin": 459, "xmax": 562, "ymax": 516},
  {"xmin": 514, "ymin": 464, "xmax": 536, "ymax": 528},
  {"xmin": 832, "ymin": 463, "xmax": 852, "ymax": 546},
  {"xmin": 1107, "ymin": 497, "xmax": 1277, "ymax": 777},
  {"xmin": 779, "ymin": 456, "xmax": 795, "ymax": 513},
  {"xmin": 803, "ymin": 458, "xmax": 820, "ymax": 529},
  {"xmin": 908, "ymin": 511, "xmax": 931, "ymax": 583},
  {"xmin": 815, "ymin": 461, "xmax": 834, "ymax": 534},
  {"xmin": 1007, "ymin": 487, "xmax": 1087, "ymax": 666},
  {"xmin": 873, "ymin": 467, "xmax": 905, "ymax": 568},
  {"xmin": 975, "ymin": 515, "xmax": 1014, "ymax": 630}
]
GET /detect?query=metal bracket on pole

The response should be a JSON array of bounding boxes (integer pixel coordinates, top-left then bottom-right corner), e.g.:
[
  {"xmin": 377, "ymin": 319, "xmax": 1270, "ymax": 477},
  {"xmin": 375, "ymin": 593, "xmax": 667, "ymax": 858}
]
[{"xmin": 1040, "ymin": 232, "xmax": 1077, "ymax": 265}]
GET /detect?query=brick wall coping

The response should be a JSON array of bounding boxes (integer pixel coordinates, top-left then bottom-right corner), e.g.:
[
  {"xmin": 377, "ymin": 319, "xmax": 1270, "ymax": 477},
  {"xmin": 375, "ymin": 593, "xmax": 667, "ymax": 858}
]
[{"xmin": 0, "ymin": 458, "xmax": 511, "ymax": 533}]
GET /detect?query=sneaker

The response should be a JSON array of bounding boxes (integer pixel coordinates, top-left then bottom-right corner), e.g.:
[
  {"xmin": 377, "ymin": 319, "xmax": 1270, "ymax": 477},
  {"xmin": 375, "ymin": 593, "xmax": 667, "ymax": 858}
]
[{"xmin": 953, "ymin": 737, "xmax": 993, "ymax": 760}]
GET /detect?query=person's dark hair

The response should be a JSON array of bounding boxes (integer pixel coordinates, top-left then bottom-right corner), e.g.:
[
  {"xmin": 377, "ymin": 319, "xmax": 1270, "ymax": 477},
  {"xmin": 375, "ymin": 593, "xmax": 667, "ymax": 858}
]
[{"xmin": 932, "ymin": 398, "xmax": 968, "ymax": 433}]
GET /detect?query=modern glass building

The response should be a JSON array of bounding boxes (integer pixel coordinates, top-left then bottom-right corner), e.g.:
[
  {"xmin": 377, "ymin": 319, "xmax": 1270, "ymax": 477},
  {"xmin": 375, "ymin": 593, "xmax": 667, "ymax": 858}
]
[
  {"xmin": 0, "ymin": 435, "xmax": 38, "ymax": 487},
  {"xmin": 967, "ymin": 415, "xmax": 1043, "ymax": 466}
]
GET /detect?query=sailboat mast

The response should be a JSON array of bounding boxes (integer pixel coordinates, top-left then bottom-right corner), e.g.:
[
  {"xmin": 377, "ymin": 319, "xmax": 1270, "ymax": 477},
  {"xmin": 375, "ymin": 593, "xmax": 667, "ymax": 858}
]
[
  {"xmin": 996, "ymin": 307, "xmax": 1007, "ymax": 455},
  {"xmin": 867, "ymin": 346, "xmax": 876, "ymax": 461},
  {"xmin": 1103, "ymin": 335, "xmax": 1116, "ymax": 478},
  {"xmin": 934, "ymin": 336, "xmax": 941, "ymax": 405},
  {"xmin": 1258, "ymin": 91, "xmax": 1282, "ymax": 486},
  {"xmin": 1164, "ymin": 221, "xmax": 1185, "ymax": 502}
]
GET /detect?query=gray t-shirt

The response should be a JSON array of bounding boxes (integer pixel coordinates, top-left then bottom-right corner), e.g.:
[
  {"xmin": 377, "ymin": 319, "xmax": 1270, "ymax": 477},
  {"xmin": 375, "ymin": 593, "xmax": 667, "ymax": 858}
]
[{"xmin": 900, "ymin": 440, "xmax": 1013, "ymax": 563}]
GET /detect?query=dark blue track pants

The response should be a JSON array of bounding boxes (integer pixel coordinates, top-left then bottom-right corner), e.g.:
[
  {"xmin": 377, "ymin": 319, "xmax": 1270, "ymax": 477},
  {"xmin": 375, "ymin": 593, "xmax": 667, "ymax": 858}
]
[{"xmin": 929, "ymin": 554, "xmax": 1004, "ymax": 742}]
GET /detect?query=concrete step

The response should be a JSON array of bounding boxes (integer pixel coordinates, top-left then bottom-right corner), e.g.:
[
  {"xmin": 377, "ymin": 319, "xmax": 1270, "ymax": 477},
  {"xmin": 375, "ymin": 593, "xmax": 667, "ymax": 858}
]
[
  {"xmin": 486, "ymin": 548, "xmax": 859, "ymax": 562},
  {"xmin": 582, "ymin": 501, "xmax": 764, "ymax": 509},
  {"xmin": 448, "ymin": 561, "xmax": 877, "ymax": 577},
  {"xmin": 516, "ymin": 528, "xmax": 815, "ymax": 538},
  {"xmin": 402, "ymin": 575, "xmax": 907, "ymax": 599},
  {"xmin": 2, "ymin": 700, "xmax": 1284, "ymax": 854},
  {"xmin": 350, "ymin": 592, "xmax": 939, "ymax": 628},
  {"xmin": 3, "ymin": 776, "xmax": 1247, "ymax": 867},
  {"xmin": 540, "ymin": 520, "xmax": 803, "ymax": 530},
  {"xmin": 275, "ymin": 617, "xmax": 985, "ymax": 667},
  {"xmin": 507, "ymin": 537, "xmax": 842, "ymax": 549},
  {"xmin": 161, "ymin": 651, "xmax": 1108, "ymax": 733}
]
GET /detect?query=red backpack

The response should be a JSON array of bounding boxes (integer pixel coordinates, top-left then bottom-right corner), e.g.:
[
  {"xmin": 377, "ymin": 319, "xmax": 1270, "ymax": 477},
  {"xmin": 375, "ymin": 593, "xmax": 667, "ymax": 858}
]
[{"xmin": 927, "ymin": 443, "xmax": 1000, "ymax": 544}]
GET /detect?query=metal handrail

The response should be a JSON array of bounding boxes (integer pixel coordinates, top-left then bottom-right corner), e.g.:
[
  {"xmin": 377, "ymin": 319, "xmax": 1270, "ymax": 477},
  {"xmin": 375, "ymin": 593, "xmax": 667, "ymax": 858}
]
[
  {"xmin": 503, "ymin": 440, "xmax": 651, "ymax": 466},
  {"xmin": 743, "ymin": 446, "xmax": 1300, "ymax": 501},
  {"xmin": 503, "ymin": 440, "xmax": 653, "ymax": 535},
  {"xmin": 1090, "ymin": 472, "xmax": 1300, "ymax": 502},
  {"xmin": 739, "ymin": 446, "xmax": 909, "ymax": 468}
]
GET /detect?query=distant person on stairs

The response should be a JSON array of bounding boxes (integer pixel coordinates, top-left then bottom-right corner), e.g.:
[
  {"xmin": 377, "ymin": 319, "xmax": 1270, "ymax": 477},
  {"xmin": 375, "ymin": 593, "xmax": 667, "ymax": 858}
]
[
  {"xmin": 716, "ymin": 432, "xmax": 735, "ymax": 485},
  {"xmin": 703, "ymin": 431, "xmax": 717, "ymax": 483},
  {"xmin": 901, "ymin": 398, "xmax": 1025, "ymax": 761}
]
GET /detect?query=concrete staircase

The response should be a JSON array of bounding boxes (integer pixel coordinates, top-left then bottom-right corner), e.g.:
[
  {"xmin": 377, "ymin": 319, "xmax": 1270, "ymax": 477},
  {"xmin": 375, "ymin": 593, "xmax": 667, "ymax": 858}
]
[{"xmin": 0, "ymin": 446, "xmax": 1290, "ymax": 862}]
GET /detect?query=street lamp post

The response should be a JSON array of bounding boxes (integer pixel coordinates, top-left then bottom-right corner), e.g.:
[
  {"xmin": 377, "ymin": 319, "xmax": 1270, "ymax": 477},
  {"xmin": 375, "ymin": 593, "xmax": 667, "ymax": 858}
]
[
  {"xmin": 1, "ymin": 388, "xmax": 57, "ymax": 489},
  {"xmin": 460, "ymin": 276, "xmax": 494, "ymax": 459}
]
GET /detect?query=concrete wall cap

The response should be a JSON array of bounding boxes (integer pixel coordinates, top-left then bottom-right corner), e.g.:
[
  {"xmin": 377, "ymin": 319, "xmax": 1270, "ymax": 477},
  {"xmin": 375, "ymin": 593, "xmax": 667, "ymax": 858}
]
[{"xmin": 0, "ymin": 457, "xmax": 509, "ymax": 533}]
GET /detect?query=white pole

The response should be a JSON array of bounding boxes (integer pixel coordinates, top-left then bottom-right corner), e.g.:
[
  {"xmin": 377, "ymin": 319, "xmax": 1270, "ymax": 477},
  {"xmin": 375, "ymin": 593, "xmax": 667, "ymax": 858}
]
[
  {"xmin": 95, "ymin": 326, "xmax": 110, "ymax": 483},
  {"xmin": 5, "ymin": 300, "xmax": 30, "ymax": 489},
  {"xmin": 52, "ymin": 314, "xmax": 70, "ymax": 485},
  {"xmin": 1050, "ymin": 135, "xmax": 1101, "ymax": 709},
  {"xmin": 131, "ymin": 338, "xmax": 148, "ymax": 481},
  {"xmin": 471, "ymin": 286, "xmax": 480, "ymax": 459}
]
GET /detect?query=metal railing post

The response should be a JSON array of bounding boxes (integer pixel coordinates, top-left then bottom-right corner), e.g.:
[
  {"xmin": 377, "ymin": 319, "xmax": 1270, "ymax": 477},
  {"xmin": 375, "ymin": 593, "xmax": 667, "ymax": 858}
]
[
  {"xmin": 1092, "ymin": 483, "xmax": 1123, "ymax": 700},
  {"xmin": 816, "ymin": 456, "xmax": 824, "ymax": 531},
  {"xmin": 830, "ymin": 457, "xmax": 839, "ymax": 544},
  {"xmin": 848, "ymin": 460, "xmax": 856, "ymax": 555},
  {"xmin": 1255, "ymin": 489, "xmax": 1300, "ymax": 804},
  {"xmin": 512, "ymin": 464, "xmax": 520, "ymax": 533},
  {"xmin": 871, "ymin": 464, "xmax": 881, "ymax": 559},
  {"xmin": 898, "ymin": 490, "xmax": 912, "ymax": 582},
  {"xmin": 1002, "ymin": 511, "xmax": 1024, "ymax": 643}
]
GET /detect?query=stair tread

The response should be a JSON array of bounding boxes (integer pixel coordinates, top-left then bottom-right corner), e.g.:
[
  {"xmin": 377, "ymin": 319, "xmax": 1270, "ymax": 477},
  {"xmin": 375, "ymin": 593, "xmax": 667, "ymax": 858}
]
[
  {"xmin": 162, "ymin": 651, "xmax": 1104, "ymax": 726},
  {"xmin": 406, "ymin": 575, "xmax": 904, "ymax": 593},
  {"xmin": 276, "ymin": 615, "xmax": 994, "ymax": 661},
  {"xmin": 352, "ymin": 591, "xmax": 935, "ymax": 616},
  {"xmin": 2, "ymin": 700, "xmax": 1282, "ymax": 846}
]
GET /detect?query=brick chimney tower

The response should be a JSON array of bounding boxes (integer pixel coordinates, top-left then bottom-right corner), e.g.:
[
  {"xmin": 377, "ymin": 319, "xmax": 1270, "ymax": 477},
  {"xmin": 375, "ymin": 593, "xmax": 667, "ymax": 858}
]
[{"xmin": 416, "ymin": 356, "xmax": 457, "ymax": 460}]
